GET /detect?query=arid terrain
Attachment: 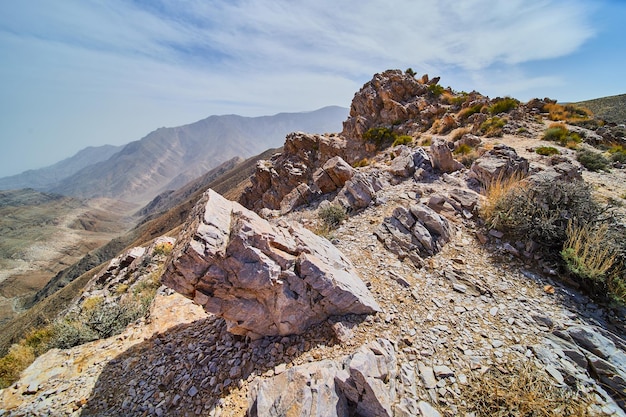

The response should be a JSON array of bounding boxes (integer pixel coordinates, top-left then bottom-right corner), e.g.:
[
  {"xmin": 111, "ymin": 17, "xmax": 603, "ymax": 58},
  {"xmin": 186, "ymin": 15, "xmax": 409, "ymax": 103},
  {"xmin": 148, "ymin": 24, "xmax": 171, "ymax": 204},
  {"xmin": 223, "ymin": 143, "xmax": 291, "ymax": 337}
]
[{"xmin": 1, "ymin": 70, "xmax": 625, "ymax": 416}]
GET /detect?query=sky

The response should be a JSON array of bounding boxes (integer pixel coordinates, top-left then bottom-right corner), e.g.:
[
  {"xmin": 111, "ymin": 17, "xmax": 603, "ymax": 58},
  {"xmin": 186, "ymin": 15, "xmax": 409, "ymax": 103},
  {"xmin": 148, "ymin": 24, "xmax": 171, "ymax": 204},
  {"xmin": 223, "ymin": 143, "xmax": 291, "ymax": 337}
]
[{"xmin": 1, "ymin": 0, "xmax": 625, "ymax": 178}]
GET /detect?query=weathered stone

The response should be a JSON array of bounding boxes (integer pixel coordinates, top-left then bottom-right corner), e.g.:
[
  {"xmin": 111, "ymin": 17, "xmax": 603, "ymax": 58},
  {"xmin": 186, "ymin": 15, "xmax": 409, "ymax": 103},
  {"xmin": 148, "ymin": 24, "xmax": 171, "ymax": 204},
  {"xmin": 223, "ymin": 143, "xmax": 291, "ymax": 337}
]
[
  {"xmin": 249, "ymin": 360, "xmax": 347, "ymax": 417},
  {"xmin": 336, "ymin": 172, "xmax": 389, "ymax": 210},
  {"xmin": 418, "ymin": 400, "xmax": 442, "ymax": 417},
  {"xmin": 418, "ymin": 362, "xmax": 437, "ymax": 389},
  {"xmin": 429, "ymin": 138, "xmax": 464, "ymax": 173},
  {"xmin": 469, "ymin": 144, "xmax": 529, "ymax": 186},
  {"xmin": 313, "ymin": 156, "xmax": 355, "ymax": 193},
  {"xmin": 163, "ymin": 189, "xmax": 380, "ymax": 339},
  {"xmin": 376, "ymin": 203, "xmax": 451, "ymax": 267}
]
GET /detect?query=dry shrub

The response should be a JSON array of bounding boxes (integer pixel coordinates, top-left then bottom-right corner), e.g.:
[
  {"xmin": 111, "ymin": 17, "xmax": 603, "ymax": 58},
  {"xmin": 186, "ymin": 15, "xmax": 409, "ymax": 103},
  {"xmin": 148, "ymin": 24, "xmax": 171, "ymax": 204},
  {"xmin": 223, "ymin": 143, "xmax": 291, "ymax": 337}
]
[
  {"xmin": 545, "ymin": 103, "xmax": 592, "ymax": 122},
  {"xmin": 562, "ymin": 222, "xmax": 617, "ymax": 283},
  {"xmin": 458, "ymin": 360, "xmax": 593, "ymax": 417},
  {"xmin": 450, "ymin": 127, "xmax": 471, "ymax": 141},
  {"xmin": 481, "ymin": 179, "xmax": 602, "ymax": 250},
  {"xmin": 0, "ymin": 344, "xmax": 35, "ymax": 388},
  {"xmin": 479, "ymin": 172, "xmax": 528, "ymax": 227},
  {"xmin": 562, "ymin": 221, "xmax": 624, "ymax": 304}
]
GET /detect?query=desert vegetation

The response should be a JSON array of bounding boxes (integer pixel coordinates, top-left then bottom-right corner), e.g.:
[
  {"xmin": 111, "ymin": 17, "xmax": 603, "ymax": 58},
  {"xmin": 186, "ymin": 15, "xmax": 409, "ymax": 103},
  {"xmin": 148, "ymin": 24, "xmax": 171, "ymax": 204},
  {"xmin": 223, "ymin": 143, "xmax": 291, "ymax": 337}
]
[{"xmin": 481, "ymin": 176, "xmax": 625, "ymax": 304}]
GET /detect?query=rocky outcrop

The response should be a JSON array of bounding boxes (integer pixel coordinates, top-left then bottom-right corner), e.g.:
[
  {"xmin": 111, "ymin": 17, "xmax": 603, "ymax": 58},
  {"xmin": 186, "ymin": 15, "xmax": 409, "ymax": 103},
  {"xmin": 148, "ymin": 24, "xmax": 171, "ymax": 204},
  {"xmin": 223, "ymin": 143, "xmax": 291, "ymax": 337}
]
[
  {"xmin": 388, "ymin": 147, "xmax": 430, "ymax": 178},
  {"xmin": 162, "ymin": 189, "xmax": 380, "ymax": 339},
  {"xmin": 341, "ymin": 70, "xmax": 442, "ymax": 142},
  {"xmin": 312, "ymin": 156, "xmax": 355, "ymax": 193},
  {"xmin": 335, "ymin": 171, "xmax": 390, "ymax": 211},
  {"xmin": 469, "ymin": 144, "xmax": 530, "ymax": 186},
  {"xmin": 375, "ymin": 203, "xmax": 452, "ymax": 266},
  {"xmin": 240, "ymin": 132, "xmax": 352, "ymax": 213},
  {"xmin": 429, "ymin": 138, "xmax": 464, "ymax": 173},
  {"xmin": 248, "ymin": 338, "xmax": 430, "ymax": 417}
]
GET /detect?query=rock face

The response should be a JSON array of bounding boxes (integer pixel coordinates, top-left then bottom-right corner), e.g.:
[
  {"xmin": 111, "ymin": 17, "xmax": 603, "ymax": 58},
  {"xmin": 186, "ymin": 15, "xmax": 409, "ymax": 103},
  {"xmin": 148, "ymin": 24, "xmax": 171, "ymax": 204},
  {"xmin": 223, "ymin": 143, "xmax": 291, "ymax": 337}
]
[
  {"xmin": 375, "ymin": 203, "xmax": 452, "ymax": 266},
  {"xmin": 240, "ymin": 132, "xmax": 349, "ymax": 213},
  {"xmin": 341, "ymin": 70, "xmax": 441, "ymax": 141},
  {"xmin": 429, "ymin": 138, "xmax": 464, "ymax": 173},
  {"xmin": 312, "ymin": 156, "xmax": 355, "ymax": 193},
  {"xmin": 162, "ymin": 189, "xmax": 380, "ymax": 339},
  {"xmin": 248, "ymin": 338, "xmax": 417, "ymax": 417}
]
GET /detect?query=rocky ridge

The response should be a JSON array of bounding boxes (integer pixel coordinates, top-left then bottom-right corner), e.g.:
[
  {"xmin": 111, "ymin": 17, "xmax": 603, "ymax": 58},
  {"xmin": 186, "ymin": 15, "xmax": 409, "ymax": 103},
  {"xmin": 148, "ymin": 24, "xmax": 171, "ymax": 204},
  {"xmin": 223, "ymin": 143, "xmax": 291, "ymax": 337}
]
[{"xmin": 1, "ymin": 70, "xmax": 626, "ymax": 416}]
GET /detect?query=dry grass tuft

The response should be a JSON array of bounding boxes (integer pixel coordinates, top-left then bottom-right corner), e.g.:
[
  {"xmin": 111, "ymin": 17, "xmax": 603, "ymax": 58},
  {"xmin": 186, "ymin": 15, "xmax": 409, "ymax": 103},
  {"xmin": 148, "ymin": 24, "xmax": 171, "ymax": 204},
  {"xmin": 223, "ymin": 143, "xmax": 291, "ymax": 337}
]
[
  {"xmin": 562, "ymin": 221, "xmax": 618, "ymax": 283},
  {"xmin": 458, "ymin": 360, "xmax": 593, "ymax": 417},
  {"xmin": 479, "ymin": 172, "xmax": 527, "ymax": 228}
]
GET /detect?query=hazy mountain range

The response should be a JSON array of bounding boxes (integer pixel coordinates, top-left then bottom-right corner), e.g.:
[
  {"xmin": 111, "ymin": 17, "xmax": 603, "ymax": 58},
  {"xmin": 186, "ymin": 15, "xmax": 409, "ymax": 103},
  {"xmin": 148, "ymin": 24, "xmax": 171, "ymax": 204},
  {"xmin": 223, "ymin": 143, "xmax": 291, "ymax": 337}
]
[{"xmin": 0, "ymin": 106, "xmax": 348, "ymax": 203}]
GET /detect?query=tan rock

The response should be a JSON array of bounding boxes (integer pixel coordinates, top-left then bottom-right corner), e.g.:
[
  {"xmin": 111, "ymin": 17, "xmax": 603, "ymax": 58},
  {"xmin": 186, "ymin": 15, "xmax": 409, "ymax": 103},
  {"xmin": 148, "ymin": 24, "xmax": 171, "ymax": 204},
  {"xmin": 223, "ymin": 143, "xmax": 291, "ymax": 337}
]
[{"xmin": 163, "ymin": 189, "xmax": 380, "ymax": 339}]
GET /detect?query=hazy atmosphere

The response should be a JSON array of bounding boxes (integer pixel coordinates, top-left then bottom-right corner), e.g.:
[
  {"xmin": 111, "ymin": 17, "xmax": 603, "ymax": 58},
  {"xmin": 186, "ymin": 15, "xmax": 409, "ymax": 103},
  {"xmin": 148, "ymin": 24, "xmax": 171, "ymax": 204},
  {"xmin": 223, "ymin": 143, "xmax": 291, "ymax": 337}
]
[{"xmin": 1, "ymin": 0, "xmax": 624, "ymax": 177}]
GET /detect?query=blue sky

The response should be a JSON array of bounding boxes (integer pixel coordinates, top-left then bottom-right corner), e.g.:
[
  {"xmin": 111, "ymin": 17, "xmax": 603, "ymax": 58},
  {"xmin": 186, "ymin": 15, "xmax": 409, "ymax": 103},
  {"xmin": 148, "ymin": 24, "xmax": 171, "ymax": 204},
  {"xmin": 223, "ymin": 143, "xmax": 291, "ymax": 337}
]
[{"xmin": 1, "ymin": 0, "xmax": 625, "ymax": 178}]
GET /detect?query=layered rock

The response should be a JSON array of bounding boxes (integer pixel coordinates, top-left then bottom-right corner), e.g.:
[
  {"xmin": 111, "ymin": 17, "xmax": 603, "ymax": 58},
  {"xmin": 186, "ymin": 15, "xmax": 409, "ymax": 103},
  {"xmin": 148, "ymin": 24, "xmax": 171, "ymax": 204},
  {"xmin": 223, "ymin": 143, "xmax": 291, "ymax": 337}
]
[
  {"xmin": 375, "ymin": 203, "xmax": 452, "ymax": 266},
  {"xmin": 429, "ymin": 138, "xmax": 464, "ymax": 173},
  {"xmin": 240, "ymin": 132, "xmax": 349, "ymax": 213},
  {"xmin": 162, "ymin": 189, "xmax": 380, "ymax": 339},
  {"xmin": 248, "ymin": 338, "xmax": 421, "ymax": 417},
  {"xmin": 469, "ymin": 144, "xmax": 530, "ymax": 186},
  {"xmin": 341, "ymin": 70, "xmax": 443, "ymax": 141}
]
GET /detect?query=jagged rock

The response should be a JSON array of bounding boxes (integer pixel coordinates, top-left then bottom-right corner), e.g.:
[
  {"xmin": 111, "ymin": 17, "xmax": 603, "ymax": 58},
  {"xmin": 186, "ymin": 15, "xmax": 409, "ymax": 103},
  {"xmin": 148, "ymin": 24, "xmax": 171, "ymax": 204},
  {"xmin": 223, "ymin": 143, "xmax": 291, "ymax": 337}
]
[
  {"xmin": 388, "ymin": 147, "xmax": 430, "ymax": 178},
  {"xmin": 335, "ymin": 172, "xmax": 389, "ymax": 210},
  {"xmin": 447, "ymin": 188, "xmax": 481, "ymax": 214},
  {"xmin": 312, "ymin": 156, "xmax": 355, "ymax": 193},
  {"xmin": 469, "ymin": 144, "xmax": 530, "ymax": 186},
  {"xmin": 454, "ymin": 133, "xmax": 482, "ymax": 150},
  {"xmin": 248, "ymin": 360, "xmax": 347, "ymax": 417},
  {"xmin": 250, "ymin": 339, "xmax": 398, "ymax": 417},
  {"xmin": 279, "ymin": 183, "xmax": 318, "ymax": 214},
  {"xmin": 342, "ymin": 70, "xmax": 430, "ymax": 141},
  {"xmin": 429, "ymin": 138, "xmax": 464, "ymax": 173},
  {"xmin": 375, "ymin": 203, "xmax": 452, "ymax": 266},
  {"xmin": 162, "ymin": 189, "xmax": 380, "ymax": 339},
  {"xmin": 528, "ymin": 161, "xmax": 582, "ymax": 184}
]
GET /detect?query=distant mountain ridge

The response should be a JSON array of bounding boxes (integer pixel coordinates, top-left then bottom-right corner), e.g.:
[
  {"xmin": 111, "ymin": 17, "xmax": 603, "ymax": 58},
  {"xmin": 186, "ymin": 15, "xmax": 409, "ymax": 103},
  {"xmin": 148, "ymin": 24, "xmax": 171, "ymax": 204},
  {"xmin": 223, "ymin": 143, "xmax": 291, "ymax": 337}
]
[
  {"xmin": 0, "ymin": 106, "xmax": 347, "ymax": 203},
  {"xmin": 0, "ymin": 145, "xmax": 123, "ymax": 191}
]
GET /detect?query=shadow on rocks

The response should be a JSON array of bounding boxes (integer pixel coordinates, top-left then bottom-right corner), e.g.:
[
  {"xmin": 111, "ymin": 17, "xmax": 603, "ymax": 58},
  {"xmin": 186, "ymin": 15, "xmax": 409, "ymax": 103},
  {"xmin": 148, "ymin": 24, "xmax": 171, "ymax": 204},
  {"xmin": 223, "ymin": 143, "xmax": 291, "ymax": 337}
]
[{"xmin": 80, "ymin": 315, "xmax": 339, "ymax": 417}]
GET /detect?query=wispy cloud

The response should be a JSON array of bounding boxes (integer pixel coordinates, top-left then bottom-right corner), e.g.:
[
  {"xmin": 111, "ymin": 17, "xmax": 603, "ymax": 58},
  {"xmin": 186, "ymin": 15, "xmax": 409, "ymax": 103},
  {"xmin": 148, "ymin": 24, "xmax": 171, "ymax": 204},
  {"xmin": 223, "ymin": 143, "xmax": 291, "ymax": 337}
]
[{"xmin": 0, "ymin": 0, "xmax": 604, "ymax": 176}]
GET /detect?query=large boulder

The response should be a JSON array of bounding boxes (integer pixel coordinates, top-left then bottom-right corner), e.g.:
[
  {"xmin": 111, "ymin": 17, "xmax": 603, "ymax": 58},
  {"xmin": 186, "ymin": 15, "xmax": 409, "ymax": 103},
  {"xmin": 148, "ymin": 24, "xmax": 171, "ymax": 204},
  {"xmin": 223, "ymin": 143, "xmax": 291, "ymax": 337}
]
[{"xmin": 162, "ymin": 189, "xmax": 380, "ymax": 339}]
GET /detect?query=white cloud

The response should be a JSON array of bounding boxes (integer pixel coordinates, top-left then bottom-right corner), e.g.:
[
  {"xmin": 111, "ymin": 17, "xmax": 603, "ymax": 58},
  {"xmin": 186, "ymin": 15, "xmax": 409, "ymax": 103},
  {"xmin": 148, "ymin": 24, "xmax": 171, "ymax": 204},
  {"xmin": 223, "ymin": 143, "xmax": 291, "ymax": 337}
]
[{"xmin": 0, "ymin": 0, "xmax": 598, "ymax": 176}]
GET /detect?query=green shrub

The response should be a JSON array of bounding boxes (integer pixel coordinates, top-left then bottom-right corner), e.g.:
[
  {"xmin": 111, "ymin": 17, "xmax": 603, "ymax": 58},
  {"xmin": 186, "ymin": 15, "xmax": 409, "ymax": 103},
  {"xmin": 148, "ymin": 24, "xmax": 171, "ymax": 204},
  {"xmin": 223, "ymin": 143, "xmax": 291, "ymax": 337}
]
[
  {"xmin": 488, "ymin": 97, "xmax": 519, "ymax": 115},
  {"xmin": 577, "ymin": 150, "xmax": 610, "ymax": 172},
  {"xmin": 535, "ymin": 146, "xmax": 560, "ymax": 156},
  {"xmin": 542, "ymin": 123, "xmax": 582, "ymax": 147},
  {"xmin": 153, "ymin": 242, "xmax": 173, "ymax": 257},
  {"xmin": 428, "ymin": 83, "xmax": 445, "ymax": 97},
  {"xmin": 392, "ymin": 135, "xmax": 413, "ymax": 147},
  {"xmin": 609, "ymin": 145, "xmax": 626, "ymax": 163},
  {"xmin": 480, "ymin": 117, "xmax": 506, "ymax": 137},
  {"xmin": 516, "ymin": 127, "xmax": 529, "ymax": 134},
  {"xmin": 453, "ymin": 143, "xmax": 473, "ymax": 155},
  {"xmin": 405, "ymin": 68, "xmax": 416, "ymax": 77},
  {"xmin": 362, "ymin": 127, "xmax": 396, "ymax": 150},
  {"xmin": 318, "ymin": 204, "xmax": 347, "ymax": 229},
  {"xmin": 353, "ymin": 158, "xmax": 369, "ymax": 168}
]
